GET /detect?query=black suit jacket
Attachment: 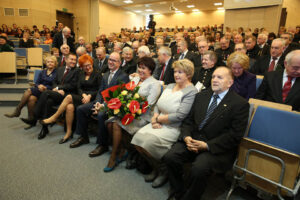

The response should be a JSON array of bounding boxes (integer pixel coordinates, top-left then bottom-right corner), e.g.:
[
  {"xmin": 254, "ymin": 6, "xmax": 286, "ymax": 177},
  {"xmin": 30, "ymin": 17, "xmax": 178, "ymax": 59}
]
[
  {"xmin": 53, "ymin": 31, "xmax": 75, "ymax": 53},
  {"xmin": 52, "ymin": 66, "xmax": 79, "ymax": 94},
  {"xmin": 179, "ymin": 89, "xmax": 249, "ymax": 167},
  {"xmin": 257, "ymin": 44, "xmax": 270, "ymax": 57},
  {"xmin": 95, "ymin": 68, "xmax": 130, "ymax": 103},
  {"xmin": 120, "ymin": 58, "xmax": 137, "ymax": 75},
  {"xmin": 93, "ymin": 57, "xmax": 109, "ymax": 74},
  {"xmin": 250, "ymin": 55, "xmax": 284, "ymax": 75},
  {"xmin": 57, "ymin": 56, "xmax": 66, "ymax": 68},
  {"xmin": 256, "ymin": 69, "xmax": 300, "ymax": 111},
  {"xmin": 278, "ymin": 43, "xmax": 300, "ymax": 65},
  {"xmin": 174, "ymin": 51, "xmax": 196, "ymax": 66},
  {"xmin": 155, "ymin": 58, "xmax": 175, "ymax": 85}
]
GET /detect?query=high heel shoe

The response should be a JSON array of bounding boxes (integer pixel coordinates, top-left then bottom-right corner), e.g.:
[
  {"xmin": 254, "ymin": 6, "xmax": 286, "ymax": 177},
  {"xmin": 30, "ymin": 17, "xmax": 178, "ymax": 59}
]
[
  {"xmin": 59, "ymin": 135, "xmax": 73, "ymax": 144},
  {"xmin": 20, "ymin": 118, "xmax": 37, "ymax": 126},
  {"xmin": 39, "ymin": 119, "xmax": 56, "ymax": 127},
  {"xmin": 38, "ymin": 126, "xmax": 49, "ymax": 140},
  {"xmin": 116, "ymin": 151, "xmax": 129, "ymax": 164},
  {"xmin": 103, "ymin": 162, "xmax": 118, "ymax": 173}
]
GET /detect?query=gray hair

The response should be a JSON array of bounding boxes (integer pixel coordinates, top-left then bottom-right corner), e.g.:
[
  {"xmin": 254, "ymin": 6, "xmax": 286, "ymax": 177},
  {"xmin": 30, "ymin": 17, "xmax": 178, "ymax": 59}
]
[
  {"xmin": 138, "ymin": 45, "xmax": 151, "ymax": 56},
  {"xmin": 96, "ymin": 47, "xmax": 106, "ymax": 54},
  {"xmin": 76, "ymin": 46, "xmax": 87, "ymax": 54},
  {"xmin": 272, "ymin": 38, "xmax": 286, "ymax": 47},
  {"xmin": 122, "ymin": 47, "xmax": 133, "ymax": 54},
  {"xmin": 258, "ymin": 33, "xmax": 268, "ymax": 41},
  {"xmin": 60, "ymin": 44, "xmax": 70, "ymax": 51},
  {"xmin": 62, "ymin": 26, "xmax": 71, "ymax": 33},
  {"xmin": 285, "ymin": 50, "xmax": 300, "ymax": 65},
  {"xmin": 203, "ymin": 50, "xmax": 217, "ymax": 63},
  {"xmin": 158, "ymin": 46, "xmax": 171, "ymax": 57}
]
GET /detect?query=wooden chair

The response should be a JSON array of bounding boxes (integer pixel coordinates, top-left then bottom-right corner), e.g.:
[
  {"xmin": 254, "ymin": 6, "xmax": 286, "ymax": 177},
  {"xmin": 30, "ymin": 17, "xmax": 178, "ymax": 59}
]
[
  {"xmin": 27, "ymin": 48, "xmax": 43, "ymax": 67},
  {"xmin": 226, "ymin": 106, "xmax": 300, "ymax": 200},
  {"xmin": 256, "ymin": 75, "xmax": 264, "ymax": 91},
  {"xmin": 0, "ymin": 52, "xmax": 17, "ymax": 83},
  {"xmin": 14, "ymin": 48, "xmax": 27, "ymax": 69}
]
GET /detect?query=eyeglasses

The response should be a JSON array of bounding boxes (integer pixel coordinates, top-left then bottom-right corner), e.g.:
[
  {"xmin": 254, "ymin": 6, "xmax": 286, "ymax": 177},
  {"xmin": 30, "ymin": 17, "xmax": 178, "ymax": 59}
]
[{"xmin": 108, "ymin": 58, "xmax": 119, "ymax": 63}]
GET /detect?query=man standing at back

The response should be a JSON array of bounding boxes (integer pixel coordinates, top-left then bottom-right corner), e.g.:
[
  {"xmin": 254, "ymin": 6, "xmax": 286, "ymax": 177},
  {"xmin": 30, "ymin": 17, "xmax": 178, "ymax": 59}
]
[
  {"xmin": 53, "ymin": 26, "xmax": 75, "ymax": 54},
  {"xmin": 164, "ymin": 66, "xmax": 249, "ymax": 200},
  {"xmin": 70, "ymin": 52, "xmax": 129, "ymax": 157}
]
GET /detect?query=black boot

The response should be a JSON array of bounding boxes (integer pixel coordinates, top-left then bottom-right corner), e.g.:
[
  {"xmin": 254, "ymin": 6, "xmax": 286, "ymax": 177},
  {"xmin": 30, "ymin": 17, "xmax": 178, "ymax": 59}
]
[{"xmin": 38, "ymin": 125, "xmax": 49, "ymax": 140}]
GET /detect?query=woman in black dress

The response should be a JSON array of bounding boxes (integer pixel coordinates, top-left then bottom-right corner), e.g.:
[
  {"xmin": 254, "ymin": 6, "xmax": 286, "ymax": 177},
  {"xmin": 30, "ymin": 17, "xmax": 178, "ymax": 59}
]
[
  {"xmin": 4, "ymin": 56, "xmax": 57, "ymax": 128},
  {"xmin": 41, "ymin": 55, "xmax": 102, "ymax": 144}
]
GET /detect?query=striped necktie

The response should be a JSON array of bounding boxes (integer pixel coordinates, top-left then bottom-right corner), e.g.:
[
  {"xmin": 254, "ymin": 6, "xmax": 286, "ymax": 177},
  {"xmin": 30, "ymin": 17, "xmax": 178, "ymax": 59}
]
[{"xmin": 198, "ymin": 94, "xmax": 219, "ymax": 130}]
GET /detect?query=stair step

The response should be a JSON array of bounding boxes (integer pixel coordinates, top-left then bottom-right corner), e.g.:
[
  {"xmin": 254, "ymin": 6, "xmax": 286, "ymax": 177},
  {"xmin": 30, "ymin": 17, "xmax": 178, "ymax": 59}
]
[
  {"xmin": 0, "ymin": 93, "xmax": 23, "ymax": 106},
  {"xmin": 0, "ymin": 83, "xmax": 29, "ymax": 93}
]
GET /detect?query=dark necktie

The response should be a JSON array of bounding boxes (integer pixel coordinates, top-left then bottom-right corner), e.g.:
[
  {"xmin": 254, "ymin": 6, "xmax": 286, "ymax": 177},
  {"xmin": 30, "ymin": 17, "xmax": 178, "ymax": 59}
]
[
  {"xmin": 108, "ymin": 72, "xmax": 113, "ymax": 85},
  {"xmin": 282, "ymin": 76, "xmax": 292, "ymax": 102},
  {"xmin": 61, "ymin": 67, "xmax": 70, "ymax": 84},
  {"xmin": 179, "ymin": 53, "xmax": 184, "ymax": 60},
  {"xmin": 99, "ymin": 60, "xmax": 103, "ymax": 69},
  {"xmin": 60, "ymin": 56, "xmax": 65, "ymax": 66},
  {"xmin": 268, "ymin": 57, "xmax": 277, "ymax": 72},
  {"xmin": 159, "ymin": 64, "xmax": 166, "ymax": 81},
  {"xmin": 198, "ymin": 94, "xmax": 219, "ymax": 130}
]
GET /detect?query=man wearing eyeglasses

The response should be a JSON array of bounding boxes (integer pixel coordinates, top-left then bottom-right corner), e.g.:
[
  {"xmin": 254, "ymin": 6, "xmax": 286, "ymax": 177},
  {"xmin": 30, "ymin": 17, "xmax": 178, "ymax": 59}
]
[{"xmin": 70, "ymin": 52, "xmax": 130, "ymax": 158}]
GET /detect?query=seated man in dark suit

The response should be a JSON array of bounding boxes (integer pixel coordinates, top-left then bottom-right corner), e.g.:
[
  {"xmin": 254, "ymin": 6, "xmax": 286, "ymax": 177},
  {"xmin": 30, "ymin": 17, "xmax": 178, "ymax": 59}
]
[
  {"xmin": 174, "ymin": 40, "xmax": 196, "ymax": 66},
  {"xmin": 120, "ymin": 47, "xmax": 137, "ymax": 75},
  {"xmin": 30, "ymin": 53, "xmax": 79, "ymax": 139},
  {"xmin": 257, "ymin": 33, "xmax": 270, "ymax": 57},
  {"xmin": 53, "ymin": 26, "xmax": 75, "ymax": 54},
  {"xmin": 153, "ymin": 46, "xmax": 175, "ymax": 85},
  {"xmin": 85, "ymin": 43, "xmax": 96, "ymax": 59},
  {"xmin": 57, "ymin": 44, "xmax": 70, "ymax": 68},
  {"xmin": 250, "ymin": 38, "xmax": 286, "ymax": 75},
  {"xmin": 164, "ymin": 66, "xmax": 249, "ymax": 200},
  {"xmin": 245, "ymin": 35, "xmax": 260, "ymax": 59},
  {"xmin": 93, "ymin": 47, "xmax": 108, "ymax": 74},
  {"xmin": 215, "ymin": 37, "xmax": 234, "ymax": 64},
  {"xmin": 278, "ymin": 32, "xmax": 300, "ymax": 64},
  {"xmin": 193, "ymin": 40, "xmax": 209, "ymax": 68},
  {"xmin": 256, "ymin": 50, "xmax": 300, "ymax": 111},
  {"xmin": 70, "ymin": 52, "xmax": 130, "ymax": 157},
  {"xmin": 192, "ymin": 50, "xmax": 218, "ymax": 90}
]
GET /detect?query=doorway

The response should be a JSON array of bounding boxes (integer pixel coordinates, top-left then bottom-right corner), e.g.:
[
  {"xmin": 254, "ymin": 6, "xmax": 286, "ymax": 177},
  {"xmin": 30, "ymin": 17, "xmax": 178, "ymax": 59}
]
[{"xmin": 56, "ymin": 10, "xmax": 74, "ymax": 31}]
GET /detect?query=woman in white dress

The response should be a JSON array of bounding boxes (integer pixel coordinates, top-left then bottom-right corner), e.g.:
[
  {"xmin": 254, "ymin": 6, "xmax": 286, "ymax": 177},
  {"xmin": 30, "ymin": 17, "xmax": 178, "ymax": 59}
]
[
  {"xmin": 103, "ymin": 57, "xmax": 162, "ymax": 172},
  {"xmin": 131, "ymin": 59, "xmax": 198, "ymax": 188}
]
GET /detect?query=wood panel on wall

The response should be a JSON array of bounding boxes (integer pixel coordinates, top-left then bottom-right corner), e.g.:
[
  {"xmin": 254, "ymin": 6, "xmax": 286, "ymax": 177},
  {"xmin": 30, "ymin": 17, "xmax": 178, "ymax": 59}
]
[
  {"xmin": 282, "ymin": 0, "xmax": 300, "ymax": 28},
  {"xmin": 224, "ymin": 5, "xmax": 282, "ymax": 33},
  {"xmin": 154, "ymin": 10, "xmax": 225, "ymax": 28},
  {"xmin": 99, "ymin": 1, "xmax": 144, "ymax": 35}
]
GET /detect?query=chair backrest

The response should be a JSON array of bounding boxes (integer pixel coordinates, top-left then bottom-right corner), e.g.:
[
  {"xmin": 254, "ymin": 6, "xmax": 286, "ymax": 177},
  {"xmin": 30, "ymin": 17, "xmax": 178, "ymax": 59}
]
[
  {"xmin": 27, "ymin": 48, "xmax": 43, "ymax": 66},
  {"xmin": 248, "ymin": 106, "xmax": 300, "ymax": 155},
  {"xmin": 33, "ymin": 69, "xmax": 42, "ymax": 84},
  {"xmin": 0, "ymin": 52, "xmax": 16, "ymax": 73},
  {"xmin": 39, "ymin": 44, "xmax": 51, "ymax": 52},
  {"xmin": 256, "ymin": 76, "xmax": 263, "ymax": 91},
  {"xmin": 14, "ymin": 48, "xmax": 27, "ymax": 57}
]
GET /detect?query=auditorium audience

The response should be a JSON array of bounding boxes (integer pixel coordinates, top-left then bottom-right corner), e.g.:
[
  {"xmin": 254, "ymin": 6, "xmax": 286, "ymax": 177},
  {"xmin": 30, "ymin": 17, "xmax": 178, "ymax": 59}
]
[
  {"xmin": 227, "ymin": 52, "xmax": 256, "ymax": 100},
  {"xmin": 132, "ymin": 59, "xmax": 197, "ymax": 188},
  {"xmin": 256, "ymin": 50, "xmax": 300, "ymax": 111},
  {"xmin": 163, "ymin": 66, "xmax": 249, "ymax": 200},
  {"xmin": 41, "ymin": 55, "xmax": 101, "ymax": 144},
  {"xmin": 4, "ymin": 56, "xmax": 57, "ymax": 129},
  {"xmin": 104, "ymin": 57, "xmax": 161, "ymax": 172}
]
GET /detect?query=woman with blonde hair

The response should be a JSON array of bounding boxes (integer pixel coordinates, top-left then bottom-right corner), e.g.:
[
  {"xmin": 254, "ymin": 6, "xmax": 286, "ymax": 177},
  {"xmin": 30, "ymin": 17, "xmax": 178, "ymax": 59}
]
[
  {"xmin": 227, "ymin": 51, "xmax": 256, "ymax": 99},
  {"xmin": 131, "ymin": 59, "xmax": 198, "ymax": 188},
  {"xmin": 5, "ymin": 56, "xmax": 57, "ymax": 129}
]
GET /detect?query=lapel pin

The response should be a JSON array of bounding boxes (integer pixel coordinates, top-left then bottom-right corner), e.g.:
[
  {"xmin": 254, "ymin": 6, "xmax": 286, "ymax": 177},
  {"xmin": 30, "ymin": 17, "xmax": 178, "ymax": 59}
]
[{"xmin": 224, "ymin": 104, "xmax": 227, "ymax": 107}]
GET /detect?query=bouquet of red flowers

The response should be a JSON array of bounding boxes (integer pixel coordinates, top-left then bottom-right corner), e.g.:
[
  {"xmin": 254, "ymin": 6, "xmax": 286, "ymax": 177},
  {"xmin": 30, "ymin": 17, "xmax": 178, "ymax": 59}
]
[{"xmin": 101, "ymin": 81, "xmax": 149, "ymax": 125}]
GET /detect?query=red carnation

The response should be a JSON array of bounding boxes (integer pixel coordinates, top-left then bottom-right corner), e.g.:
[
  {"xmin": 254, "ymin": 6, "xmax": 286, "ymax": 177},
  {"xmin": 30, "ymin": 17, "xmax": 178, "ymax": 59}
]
[
  {"xmin": 142, "ymin": 101, "xmax": 149, "ymax": 113},
  {"xmin": 125, "ymin": 81, "xmax": 136, "ymax": 91},
  {"xmin": 101, "ymin": 85, "xmax": 121, "ymax": 103},
  {"xmin": 129, "ymin": 100, "xmax": 140, "ymax": 114},
  {"xmin": 121, "ymin": 114, "xmax": 134, "ymax": 125},
  {"xmin": 107, "ymin": 98, "xmax": 122, "ymax": 109}
]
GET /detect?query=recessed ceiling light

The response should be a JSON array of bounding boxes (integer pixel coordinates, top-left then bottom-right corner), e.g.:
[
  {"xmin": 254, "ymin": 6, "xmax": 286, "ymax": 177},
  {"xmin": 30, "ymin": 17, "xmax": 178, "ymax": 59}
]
[
  {"xmin": 192, "ymin": 9, "xmax": 200, "ymax": 12},
  {"xmin": 145, "ymin": 9, "xmax": 153, "ymax": 12},
  {"xmin": 187, "ymin": 5, "xmax": 195, "ymax": 8},
  {"xmin": 159, "ymin": 1, "xmax": 167, "ymax": 4},
  {"xmin": 175, "ymin": 10, "xmax": 182, "ymax": 13},
  {"xmin": 217, "ymin": 7, "xmax": 224, "ymax": 10},
  {"xmin": 152, "ymin": 13, "xmax": 160, "ymax": 15},
  {"xmin": 214, "ymin": 2, "xmax": 222, "ymax": 6},
  {"xmin": 135, "ymin": 10, "xmax": 142, "ymax": 13},
  {"xmin": 123, "ymin": 0, "xmax": 133, "ymax": 4}
]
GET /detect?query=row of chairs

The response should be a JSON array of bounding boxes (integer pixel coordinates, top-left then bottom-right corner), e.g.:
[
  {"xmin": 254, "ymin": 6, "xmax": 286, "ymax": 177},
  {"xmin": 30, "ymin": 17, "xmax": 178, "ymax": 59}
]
[{"xmin": 226, "ymin": 99, "xmax": 300, "ymax": 200}]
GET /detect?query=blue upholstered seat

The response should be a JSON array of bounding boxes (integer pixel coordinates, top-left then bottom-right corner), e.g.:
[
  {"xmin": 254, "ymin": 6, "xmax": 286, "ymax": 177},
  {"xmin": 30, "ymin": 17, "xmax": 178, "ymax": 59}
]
[{"xmin": 247, "ymin": 106, "xmax": 300, "ymax": 155}]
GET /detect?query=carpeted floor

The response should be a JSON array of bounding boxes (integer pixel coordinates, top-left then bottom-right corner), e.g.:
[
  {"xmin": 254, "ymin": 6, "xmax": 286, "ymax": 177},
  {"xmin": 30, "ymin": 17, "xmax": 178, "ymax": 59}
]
[{"xmin": 0, "ymin": 106, "xmax": 260, "ymax": 200}]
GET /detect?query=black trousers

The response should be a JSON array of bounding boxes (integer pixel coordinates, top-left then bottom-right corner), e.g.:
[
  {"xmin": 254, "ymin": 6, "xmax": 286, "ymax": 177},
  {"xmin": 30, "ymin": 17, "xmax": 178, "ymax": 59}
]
[
  {"xmin": 163, "ymin": 142, "xmax": 223, "ymax": 200},
  {"xmin": 34, "ymin": 90, "xmax": 64, "ymax": 120}
]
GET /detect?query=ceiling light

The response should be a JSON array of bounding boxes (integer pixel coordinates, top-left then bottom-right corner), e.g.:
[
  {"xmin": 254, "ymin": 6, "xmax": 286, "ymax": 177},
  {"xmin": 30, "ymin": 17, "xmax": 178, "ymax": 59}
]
[
  {"xmin": 214, "ymin": 2, "xmax": 222, "ymax": 6},
  {"xmin": 175, "ymin": 10, "xmax": 182, "ymax": 13},
  {"xmin": 145, "ymin": 9, "xmax": 153, "ymax": 12},
  {"xmin": 187, "ymin": 5, "xmax": 195, "ymax": 8},
  {"xmin": 152, "ymin": 13, "xmax": 160, "ymax": 15},
  {"xmin": 192, "ymin": 9, "xmax": 200, "ymax": 12},
  {"xmin": 217, "ymin": 7, "xmax": 224, "ymax": 10},
  {"xmin": 159, "ymin": 2, "xmax": 167, "ymax": 4},
  {"xmin": 135, "ymin": 10, "xmax": 142, "ymax": 13},
  {"xmin": 123, "ymin": 0, "xmax": 133, "ymax": 4}
]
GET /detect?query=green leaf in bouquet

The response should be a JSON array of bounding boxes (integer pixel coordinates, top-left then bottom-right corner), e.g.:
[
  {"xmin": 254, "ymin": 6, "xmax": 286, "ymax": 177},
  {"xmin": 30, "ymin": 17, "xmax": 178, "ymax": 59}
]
[
  {"xmin": 113, "ymin": 90, "xmax": 119, "ymax": 98},
  {"xmin": 108, "ymin": 90, "xmax": 113, "ymax": 97}
]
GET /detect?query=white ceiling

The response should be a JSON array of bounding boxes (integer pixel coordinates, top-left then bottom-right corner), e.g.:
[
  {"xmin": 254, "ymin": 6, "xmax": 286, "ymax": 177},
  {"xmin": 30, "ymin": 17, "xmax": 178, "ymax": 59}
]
[{"xmin": 101, "ymin": 0, "xmax": 225, "ymax": 15}]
